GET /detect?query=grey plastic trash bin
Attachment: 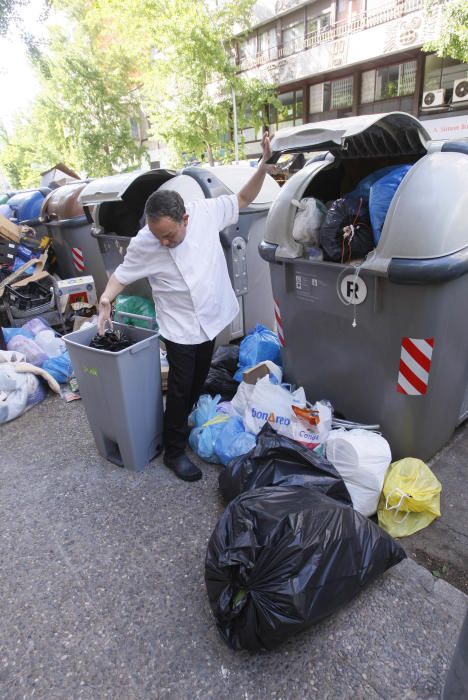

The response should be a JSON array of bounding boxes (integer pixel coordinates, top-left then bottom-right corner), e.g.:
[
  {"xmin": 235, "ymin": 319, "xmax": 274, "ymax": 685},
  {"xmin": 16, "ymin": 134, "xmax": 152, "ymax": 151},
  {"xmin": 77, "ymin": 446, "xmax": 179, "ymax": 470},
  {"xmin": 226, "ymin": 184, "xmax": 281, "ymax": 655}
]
[
  {"xmin": 40, "ymin": 181, "xmax": 109, "ymax": 296},
  {"xmin": 260, "ymin": 112, "xmax": 468, "ymax": 461},
  {"xmin": 79, "ymin": 166, "xmax": 279, "ymax": 342},
  {"xmin": 64, "ymin": 322, "xmax": 163, "ymax": 470}
]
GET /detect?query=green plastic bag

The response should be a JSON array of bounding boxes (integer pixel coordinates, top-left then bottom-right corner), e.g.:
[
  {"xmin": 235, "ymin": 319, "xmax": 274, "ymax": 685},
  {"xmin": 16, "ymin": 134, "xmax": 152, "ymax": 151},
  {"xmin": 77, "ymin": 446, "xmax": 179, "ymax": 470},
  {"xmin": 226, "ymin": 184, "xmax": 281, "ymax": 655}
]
[{"xmin": 114, "ymin": 295, "xmax": 158, "ymax": 330}]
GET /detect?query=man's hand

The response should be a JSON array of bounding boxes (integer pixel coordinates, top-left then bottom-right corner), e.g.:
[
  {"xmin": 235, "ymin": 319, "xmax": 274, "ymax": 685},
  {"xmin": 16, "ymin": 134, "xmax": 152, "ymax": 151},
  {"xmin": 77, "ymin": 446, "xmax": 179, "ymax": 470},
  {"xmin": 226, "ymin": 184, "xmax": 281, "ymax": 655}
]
[
  {"xmin": 259, "ymin": 130, "xmax": 272, "ymax": 167},
  {"xmin": 97, "ymin": 296, "xmax": 113, "ymax": 335}
]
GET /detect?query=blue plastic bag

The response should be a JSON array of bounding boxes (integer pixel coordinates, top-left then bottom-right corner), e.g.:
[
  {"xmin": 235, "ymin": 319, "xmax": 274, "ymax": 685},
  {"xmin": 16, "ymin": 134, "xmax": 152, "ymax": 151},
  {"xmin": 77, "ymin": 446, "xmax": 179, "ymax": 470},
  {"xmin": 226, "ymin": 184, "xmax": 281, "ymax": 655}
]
[
  {"xmin": 348, "ymin": 166, "xmax": 400, "ymax": 201},
  {"xmin": 2, "ymin": 326, "xmax": 34, "ymax": 342},
  {"xmin": 369, "ymin": 165, "xmax": 412, "ymax": 243},
  {"xmin": 188, "ymin": 394, "xmax": 221, "ymax": 428},
  {"xmin": 234, "ymin": 324, "xmax": 282, "ymax": 382},
  {"xmin": 42, "ymin": 351, "xmax": 73, "ymax": 383},
  {"xmin": 215, "ymin": 416, "xmax": 257, "ymax": 467},
  {"xmin": 189, "ymin": 414, "xmax": 229, "ymax": 463}
]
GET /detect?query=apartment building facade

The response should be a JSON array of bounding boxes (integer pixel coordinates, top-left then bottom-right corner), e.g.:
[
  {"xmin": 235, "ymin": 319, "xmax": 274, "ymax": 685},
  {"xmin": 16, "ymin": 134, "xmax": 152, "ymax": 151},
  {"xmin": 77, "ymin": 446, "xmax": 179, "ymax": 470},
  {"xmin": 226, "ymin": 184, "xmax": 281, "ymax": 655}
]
[{"xmin": 235, "ymin": 0, "xmax": 468, "ymax": 157}]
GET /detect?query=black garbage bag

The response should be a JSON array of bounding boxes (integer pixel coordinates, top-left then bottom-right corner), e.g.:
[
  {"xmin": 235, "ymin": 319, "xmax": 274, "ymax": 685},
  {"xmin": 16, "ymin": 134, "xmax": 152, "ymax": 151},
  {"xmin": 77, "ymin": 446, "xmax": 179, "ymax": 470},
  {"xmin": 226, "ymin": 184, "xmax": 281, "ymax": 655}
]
[
  {"xmin": 319, "ymin": 197, "xmax": 374, "ymax": 263},
  {"xmin": 201, "ymin": 367, "xmax": 239, "ymax": 402},
  {"xmin": 205, "ymin": 485, "xmax": 406, "ymax": 651},
  {"xmin": 89, "ymin": 329, "xmax": 133, "ymax": 352},
  {"xmin": 210, "ymin": 344, "xmax": 240, "ymax": 374},
  {"xmin": 219, "ymin": 423, "xmax": 351, "ymax": 505}
]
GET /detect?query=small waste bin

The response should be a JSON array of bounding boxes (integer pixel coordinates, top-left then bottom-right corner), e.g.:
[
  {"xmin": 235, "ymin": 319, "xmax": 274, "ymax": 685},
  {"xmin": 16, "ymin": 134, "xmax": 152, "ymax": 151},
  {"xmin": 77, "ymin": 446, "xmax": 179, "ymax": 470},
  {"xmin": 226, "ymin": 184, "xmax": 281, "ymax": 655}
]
[
  {"xmin": 260, "ymin": 112, "xmax": 468, "ymax": 460},
  {"xmin": 7, "ymin": 188, "xmax": 51, "ymax": 242},
  {"xmin": 79, "ymin": 166, "xmax": 280, "ymax": 342},
  {"xmin": 40, "ymin": 181, "xmax": 108, "ymax": 296},
  {"xmin": 64, "ymin": 322, "xmax": 163, "ymax": 470}
]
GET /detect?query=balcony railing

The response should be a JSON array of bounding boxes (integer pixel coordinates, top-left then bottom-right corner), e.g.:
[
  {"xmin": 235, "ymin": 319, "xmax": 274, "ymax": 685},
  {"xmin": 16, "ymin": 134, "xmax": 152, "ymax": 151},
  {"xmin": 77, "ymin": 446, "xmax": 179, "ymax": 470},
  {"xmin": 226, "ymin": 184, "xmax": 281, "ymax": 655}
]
[{"xmin": 238, "ymin": 0, "xmax": 426, "ymax": 72}]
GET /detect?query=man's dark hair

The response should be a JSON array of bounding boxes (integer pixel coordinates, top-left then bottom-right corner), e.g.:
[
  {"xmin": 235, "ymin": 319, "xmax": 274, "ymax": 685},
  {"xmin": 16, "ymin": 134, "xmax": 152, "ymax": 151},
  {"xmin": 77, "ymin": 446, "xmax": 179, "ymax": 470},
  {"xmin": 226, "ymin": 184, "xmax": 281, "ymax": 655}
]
[{"xmin": 145, "ymin": 190, "xmax": 186, "ymax": 222}]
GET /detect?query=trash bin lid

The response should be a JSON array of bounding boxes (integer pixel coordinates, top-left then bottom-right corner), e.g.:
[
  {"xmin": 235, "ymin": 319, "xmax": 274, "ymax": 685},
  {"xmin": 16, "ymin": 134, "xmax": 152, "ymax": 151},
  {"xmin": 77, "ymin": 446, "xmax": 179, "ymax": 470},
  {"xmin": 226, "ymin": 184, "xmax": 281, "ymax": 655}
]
[
  {"xmin": 79, "ymin": 168, "xmax": 176, "ymax": 206},
  {"xmin": 159, "ymin": 174, "xmax": 206, "ymax": 203},
  {"xmin": 7, "ymin": 189, "xmax": 51, "ymax": 222},
  {"xmin": 200, "ymin": 165, "xmax": 280, "ymax": 205},
  {"xmin": 41, "ymin": 181, "xmax": 89, "ymax": 221},
  {"xmin": 270, "ymin": 112, "xmax": 430, "ymax": 158}
]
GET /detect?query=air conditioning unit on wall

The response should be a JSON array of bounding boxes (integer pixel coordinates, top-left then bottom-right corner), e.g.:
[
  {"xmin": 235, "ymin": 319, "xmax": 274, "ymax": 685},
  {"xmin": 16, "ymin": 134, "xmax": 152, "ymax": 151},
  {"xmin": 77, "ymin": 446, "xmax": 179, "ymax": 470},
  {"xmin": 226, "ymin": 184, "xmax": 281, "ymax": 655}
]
[
  {"xmin": 421, "ymin": 89, "xmax": 447, "ymax": 109},
  {"xmin": 452, "ymin": 79, "xmax": 468, "ymax": 104}
]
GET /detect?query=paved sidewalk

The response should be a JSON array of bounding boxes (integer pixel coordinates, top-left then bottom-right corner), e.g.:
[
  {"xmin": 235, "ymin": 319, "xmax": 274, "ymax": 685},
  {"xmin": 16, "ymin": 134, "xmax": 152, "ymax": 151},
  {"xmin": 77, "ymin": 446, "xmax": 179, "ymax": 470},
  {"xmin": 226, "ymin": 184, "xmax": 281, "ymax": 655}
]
[{"xmin": 1, "ymin": 395, "xmax": 467, "ymax": 699}]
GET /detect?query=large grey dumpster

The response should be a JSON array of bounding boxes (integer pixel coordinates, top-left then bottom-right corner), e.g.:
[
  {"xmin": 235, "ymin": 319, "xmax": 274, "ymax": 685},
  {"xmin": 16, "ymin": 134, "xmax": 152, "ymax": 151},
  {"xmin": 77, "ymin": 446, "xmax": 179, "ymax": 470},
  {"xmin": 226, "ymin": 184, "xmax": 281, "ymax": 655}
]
[
  {"xmin": 40, "ymin": 181, "xmax": 109, "ymax": 296},
  {"xmin": 260, "ymin": 112, "xmax": 468, "ymax": 460},
  {"xmin": 64, "ymin": 322, "xmax": 163, "ymax": 470},
  {"xmin": 79, "ymin": 166, "xmax": 279, "ymax": 342}
]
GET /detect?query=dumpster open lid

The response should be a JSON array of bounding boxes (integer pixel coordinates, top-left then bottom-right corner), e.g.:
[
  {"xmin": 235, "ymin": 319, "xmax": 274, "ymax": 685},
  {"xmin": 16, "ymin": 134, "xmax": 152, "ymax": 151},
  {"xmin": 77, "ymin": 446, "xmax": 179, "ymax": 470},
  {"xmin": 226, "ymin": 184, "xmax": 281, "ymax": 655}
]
[
  {"xmin": 270, "ymin": 112, "xmax": 430, "ymax": 159},
  {"xmin": 201, "ymin": 165, "xmax": 280, "ymax": 205},
  {"xmin": 79, "ymin": 169, "xmax": 176, "ymax": 206}
]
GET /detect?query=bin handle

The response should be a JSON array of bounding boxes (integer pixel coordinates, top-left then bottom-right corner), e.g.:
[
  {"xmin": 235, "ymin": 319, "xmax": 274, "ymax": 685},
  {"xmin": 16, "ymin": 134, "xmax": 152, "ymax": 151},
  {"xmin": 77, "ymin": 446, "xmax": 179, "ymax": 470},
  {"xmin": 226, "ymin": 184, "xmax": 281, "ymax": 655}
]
[{"xmin": 114, "ymin": 310, "xmax": 156, "ymax": 330}]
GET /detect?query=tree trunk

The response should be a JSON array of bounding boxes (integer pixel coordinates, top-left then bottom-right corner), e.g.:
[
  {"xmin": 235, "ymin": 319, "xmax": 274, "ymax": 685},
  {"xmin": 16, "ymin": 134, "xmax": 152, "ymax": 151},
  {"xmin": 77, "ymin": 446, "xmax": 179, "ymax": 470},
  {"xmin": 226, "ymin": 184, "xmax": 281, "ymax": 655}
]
[{"xmin": 206, "ymin": 142, "xmax": 215, "ymax": 166}]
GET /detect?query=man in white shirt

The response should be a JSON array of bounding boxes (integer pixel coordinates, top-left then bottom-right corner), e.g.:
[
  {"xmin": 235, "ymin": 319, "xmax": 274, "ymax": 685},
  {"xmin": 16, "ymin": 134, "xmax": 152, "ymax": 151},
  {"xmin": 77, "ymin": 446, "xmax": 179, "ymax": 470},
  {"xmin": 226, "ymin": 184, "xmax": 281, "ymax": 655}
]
[{"xmin": 97, "ymin": 132, "xmax": 272, "ymax": 482}]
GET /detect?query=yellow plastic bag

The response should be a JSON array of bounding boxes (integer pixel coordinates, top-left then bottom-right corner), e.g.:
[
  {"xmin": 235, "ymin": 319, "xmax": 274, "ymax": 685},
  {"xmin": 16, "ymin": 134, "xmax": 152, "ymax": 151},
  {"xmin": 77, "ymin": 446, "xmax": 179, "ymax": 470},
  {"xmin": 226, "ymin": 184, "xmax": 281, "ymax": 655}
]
[{"xmin": 377, "ymin": 458, "xmax": 442, "ymax": 538}]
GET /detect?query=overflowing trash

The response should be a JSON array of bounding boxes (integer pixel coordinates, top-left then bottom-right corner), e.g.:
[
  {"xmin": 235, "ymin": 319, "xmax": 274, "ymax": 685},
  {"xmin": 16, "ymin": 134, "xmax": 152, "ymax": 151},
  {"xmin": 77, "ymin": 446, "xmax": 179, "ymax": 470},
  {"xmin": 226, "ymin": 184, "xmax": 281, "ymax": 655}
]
[
  {"xmin": 289, "ymin": 162, "xmax": 413, "ymax": 263},
  {"xmin": 202, "ymin": 345, "xmax": 240, "ymax": 402},
  {"xmin": 205, "ymin": 484, "xmax": 406, "ymax": 651}
]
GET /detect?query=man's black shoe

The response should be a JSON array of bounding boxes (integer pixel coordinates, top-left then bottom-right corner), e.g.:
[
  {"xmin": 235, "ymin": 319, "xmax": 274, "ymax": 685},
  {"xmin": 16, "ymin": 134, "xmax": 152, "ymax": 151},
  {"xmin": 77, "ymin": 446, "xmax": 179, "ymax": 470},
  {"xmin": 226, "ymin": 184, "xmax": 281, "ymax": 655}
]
[{"xmin": 163, "ymin": 454, "xmax": 202, "ymax": 482}]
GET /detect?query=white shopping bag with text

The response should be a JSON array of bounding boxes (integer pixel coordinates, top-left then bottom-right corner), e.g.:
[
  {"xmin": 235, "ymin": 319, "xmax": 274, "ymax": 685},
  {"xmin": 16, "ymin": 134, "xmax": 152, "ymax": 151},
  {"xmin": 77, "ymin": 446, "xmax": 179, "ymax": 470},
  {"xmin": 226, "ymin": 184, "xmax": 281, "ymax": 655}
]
[{"xmin": 244, "ymin": 375, "xmax": 306, "ymax": 436}]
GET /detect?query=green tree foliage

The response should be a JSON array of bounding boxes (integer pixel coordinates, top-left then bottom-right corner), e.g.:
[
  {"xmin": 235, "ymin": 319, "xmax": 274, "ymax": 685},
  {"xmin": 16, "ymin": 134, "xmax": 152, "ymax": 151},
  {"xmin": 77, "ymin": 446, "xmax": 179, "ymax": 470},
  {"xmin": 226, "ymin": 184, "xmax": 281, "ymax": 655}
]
[
  {"xmin": 0, "ymin": 20, "xmax": 147, "ymax": 186},
  {"xmin": 424, "ymin": 0, "xmax": 468, "ymax": 62},
  {"xmin": 59, "ymin": 0, "xmax": 279, "ymax": 166}
]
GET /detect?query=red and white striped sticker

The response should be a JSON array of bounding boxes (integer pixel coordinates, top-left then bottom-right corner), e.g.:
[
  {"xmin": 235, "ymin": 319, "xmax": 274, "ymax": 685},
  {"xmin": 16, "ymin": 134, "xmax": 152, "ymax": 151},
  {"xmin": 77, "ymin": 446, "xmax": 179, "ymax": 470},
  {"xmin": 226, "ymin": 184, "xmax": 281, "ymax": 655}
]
[
  {"xmin": 397, "ymin": 337, "xmax": 434, "ymax": 395},
  {"xmin": 71, "ymin": 247, "xmax": 85, "ymax": 272},
  {"xmin": 274, "ymin": 298, "xmax": 285, "ymax": 347}
]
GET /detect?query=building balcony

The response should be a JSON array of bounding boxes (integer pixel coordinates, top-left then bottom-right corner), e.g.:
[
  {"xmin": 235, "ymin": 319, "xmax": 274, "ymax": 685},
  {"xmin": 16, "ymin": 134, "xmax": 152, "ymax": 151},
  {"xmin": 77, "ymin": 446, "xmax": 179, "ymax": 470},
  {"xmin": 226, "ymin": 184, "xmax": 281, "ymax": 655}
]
[{"xmin": 237, "ymin": 0, "xmax": 433, "ymax": 75}]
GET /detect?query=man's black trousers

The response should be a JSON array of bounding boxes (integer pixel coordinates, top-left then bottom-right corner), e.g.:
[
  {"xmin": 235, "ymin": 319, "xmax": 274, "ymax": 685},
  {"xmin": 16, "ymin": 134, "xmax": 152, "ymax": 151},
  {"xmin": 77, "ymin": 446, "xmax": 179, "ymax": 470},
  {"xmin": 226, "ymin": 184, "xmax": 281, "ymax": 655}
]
[{"xmin": 163, "ymin": 338, "xmax": 216, "ymax": 458}]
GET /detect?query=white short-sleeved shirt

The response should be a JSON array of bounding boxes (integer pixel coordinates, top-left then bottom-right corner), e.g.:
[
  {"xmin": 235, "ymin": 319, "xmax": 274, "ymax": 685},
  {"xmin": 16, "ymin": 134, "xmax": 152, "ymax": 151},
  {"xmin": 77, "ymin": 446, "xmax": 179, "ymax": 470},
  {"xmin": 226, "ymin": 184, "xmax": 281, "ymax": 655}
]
[{"xmin": 114, "ymin": 194, "xmax": 240, "ymax": 344}]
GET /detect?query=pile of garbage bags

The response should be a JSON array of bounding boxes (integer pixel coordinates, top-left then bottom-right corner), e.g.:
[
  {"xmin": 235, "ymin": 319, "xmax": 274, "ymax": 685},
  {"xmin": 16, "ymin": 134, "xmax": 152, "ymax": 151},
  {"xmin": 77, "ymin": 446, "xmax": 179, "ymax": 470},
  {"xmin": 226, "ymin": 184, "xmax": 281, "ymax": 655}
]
[
  {"xmin": 0, "ymin": 316, "xmax": 74, "ymax": 422},
  {"xmin": 196, "ymin": 324, "xmax": 442, "ymax": 651},
  {"xmin": 293, "ymin": 164, "xmax": 412, "ymax": 263}
]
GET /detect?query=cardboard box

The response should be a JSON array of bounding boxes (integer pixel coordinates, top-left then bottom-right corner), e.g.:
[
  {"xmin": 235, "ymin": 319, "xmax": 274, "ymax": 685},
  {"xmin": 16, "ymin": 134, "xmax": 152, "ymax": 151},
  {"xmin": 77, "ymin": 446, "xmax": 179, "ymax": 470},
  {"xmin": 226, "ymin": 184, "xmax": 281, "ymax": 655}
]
[
  {"xmin": 242, "ymin": 362, "xmax": 274, "ymax": 385},
  {"xmin": 0, "ymin": 214, "xmax": 20, "ymax": 243},
  {"xmin": 56, "ymin": 276, "xmax": 97, "ymax": 313}
]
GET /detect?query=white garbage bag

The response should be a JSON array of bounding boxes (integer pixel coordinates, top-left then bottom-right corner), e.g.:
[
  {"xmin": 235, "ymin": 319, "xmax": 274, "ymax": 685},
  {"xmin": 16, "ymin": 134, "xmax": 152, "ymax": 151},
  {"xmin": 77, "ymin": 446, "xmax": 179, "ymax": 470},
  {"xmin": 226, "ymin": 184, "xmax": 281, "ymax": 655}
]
[
  {"xmin": 325, "ymin": 429, "xmax": 392, "ymax": 516},
  {"xmin": 291, "ymin": 197, "xmax": 327, "ymax": 245}
]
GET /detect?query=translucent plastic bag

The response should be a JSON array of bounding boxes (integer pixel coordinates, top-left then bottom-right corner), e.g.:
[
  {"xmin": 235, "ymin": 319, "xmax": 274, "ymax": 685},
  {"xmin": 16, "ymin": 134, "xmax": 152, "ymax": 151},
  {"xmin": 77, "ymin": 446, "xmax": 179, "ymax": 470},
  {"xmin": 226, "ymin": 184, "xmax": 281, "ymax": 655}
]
[
  {"xmin": 35, "ymin": 330, "xmax": 66, "ymax": 357},
  {"xmin": 42, "ymin": 351, "xmax": 74, "ymax": 384},
  {"xmin": 2, "ymin": 327, "xmax": 34, "ymax": 343},
  {"xmin": 188, "ymin": 394, "xmax": 221, "ymax": 428},
  {"xmin": 234, "ymin": 325, "xmax": 282, "ymax": 382},
  {"xmin": 214, "ymin": 416, "xmax": 256, "ymax": 467},
  {"xmin": 189, "ymin": 414, "xmax": 229, "ymax": 464},
  {"xmin": 291, "ymin": 197, "xmax": 327, "ymax": 245},
  {"xmin": 22, "ymin": 317, "xmax": 51, "ymax": 336},
  {"xmin": 377, "ymin": 458, "xmax": 442, "ymax": 537},
  {"xmin": 6, "ymin": 335, "xmax": 48, "ymax": 366}
]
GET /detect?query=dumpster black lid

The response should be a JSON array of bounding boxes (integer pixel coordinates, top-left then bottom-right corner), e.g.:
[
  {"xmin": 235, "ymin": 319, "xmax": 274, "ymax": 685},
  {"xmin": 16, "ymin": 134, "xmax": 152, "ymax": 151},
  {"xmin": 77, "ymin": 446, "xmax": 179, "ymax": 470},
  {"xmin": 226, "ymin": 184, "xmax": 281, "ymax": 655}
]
[
  {"xmin": 270, "ymin": 112, "xmax": 430, "ymax": 159},
  {"xmin": 79, "ymin": 169, "xmax": 176, "ymax": 206}
]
